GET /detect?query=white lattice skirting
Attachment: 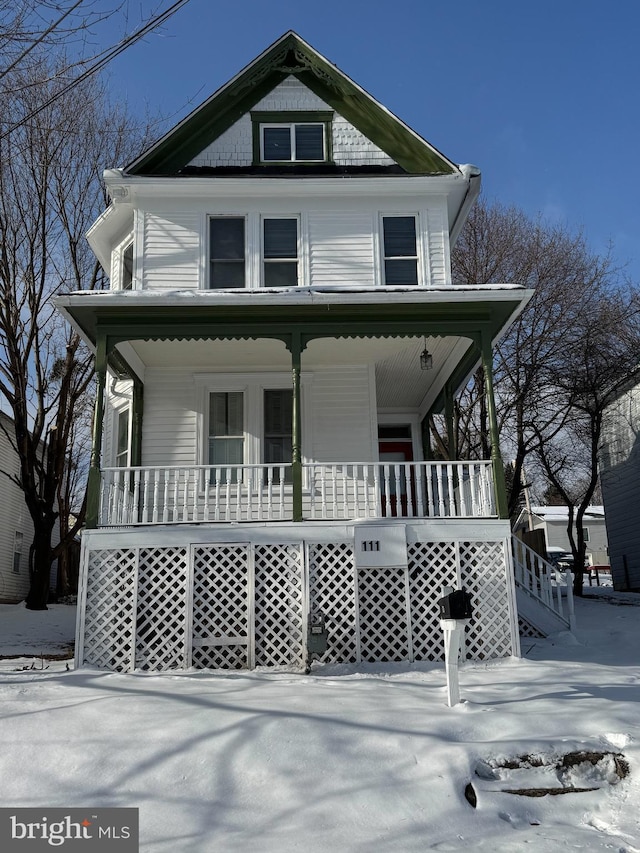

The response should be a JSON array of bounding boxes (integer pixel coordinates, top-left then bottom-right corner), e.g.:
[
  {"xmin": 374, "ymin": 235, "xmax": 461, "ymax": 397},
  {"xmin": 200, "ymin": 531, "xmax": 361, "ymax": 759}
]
[{"xmin": 76, "ymin": 522, "xmax": 519, "ymax": 672}]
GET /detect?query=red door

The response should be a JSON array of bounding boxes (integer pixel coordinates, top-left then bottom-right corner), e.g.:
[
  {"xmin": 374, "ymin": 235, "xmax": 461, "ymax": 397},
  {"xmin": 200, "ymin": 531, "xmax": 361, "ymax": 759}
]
[{"xmin": 378, "ymin": 439, "xmax": 414, "ymax": 517}]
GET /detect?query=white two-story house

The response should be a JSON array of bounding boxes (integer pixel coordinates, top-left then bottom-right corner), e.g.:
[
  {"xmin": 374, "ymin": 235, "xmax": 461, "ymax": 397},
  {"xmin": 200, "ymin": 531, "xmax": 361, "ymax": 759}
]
[{"xmin": 57, "ymin": 32, "xmax": 536, "ymax": 672}]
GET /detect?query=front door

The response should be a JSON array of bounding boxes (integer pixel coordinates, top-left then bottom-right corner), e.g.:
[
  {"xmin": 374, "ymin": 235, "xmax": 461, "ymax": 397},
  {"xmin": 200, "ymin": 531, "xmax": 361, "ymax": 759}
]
[{"xmin": 378, "ymin": 426, "xmax": 414, "ymax": 517}]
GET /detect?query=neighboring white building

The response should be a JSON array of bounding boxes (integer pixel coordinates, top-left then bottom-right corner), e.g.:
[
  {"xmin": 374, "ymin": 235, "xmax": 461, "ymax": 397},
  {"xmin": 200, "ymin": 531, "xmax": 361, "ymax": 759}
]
[
  {"xmin": 599, "ymin": 381, "xmax": 640, "ymax": 590},
  {"xmin": 57, "ymin": 32, "xmax": 542, "ymax": 673},
  {"xmin": 0, "ymin": 412, "xmax": 34, "ymax": 602},
  {"xmin": 515, "ymin": 505, "xmax": 609, "ymax": 567}
]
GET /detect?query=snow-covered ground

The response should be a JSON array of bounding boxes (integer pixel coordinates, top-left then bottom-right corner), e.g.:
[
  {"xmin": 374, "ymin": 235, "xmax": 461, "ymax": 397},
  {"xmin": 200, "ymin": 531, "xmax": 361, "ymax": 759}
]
[{"xmin": 1, "ymin": 590, "xmax": 639, "ymax": 852}]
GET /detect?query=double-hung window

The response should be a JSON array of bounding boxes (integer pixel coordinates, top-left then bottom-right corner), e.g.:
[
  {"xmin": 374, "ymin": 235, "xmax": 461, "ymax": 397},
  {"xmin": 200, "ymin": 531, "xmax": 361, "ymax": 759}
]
[
  {"xmin": 263, "ymin": 218, "xmax": 298, "ymax": 287},
  {"xmin": 12, "ymin": 531, "xmax": 23, "ymax": 574},
  {"xmin": 209, "ymin": 217, "xmax": 245, "ymax": 289},
  {"xmin": 115, "ymin": 409, "xmax": 130, "ymax": 468},
  {"xmin": 382, "ymin": 216, "xmax": 419, "ymax": 285},
  {"xmin": 264, "ymin": 388, "xmax": 293, "ymax": 464},
  {"xmin": 121, "ymin": 242, "xmax": 134, "ymax": 290},
  {"xmin": 209, "ymin": 392, "xmax": 244, "ymax": 482}
]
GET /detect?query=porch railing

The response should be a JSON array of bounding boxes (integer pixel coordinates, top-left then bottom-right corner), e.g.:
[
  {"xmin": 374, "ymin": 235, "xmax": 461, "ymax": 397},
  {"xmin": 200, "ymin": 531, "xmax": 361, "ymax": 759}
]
[{"xmin": 99, "ymin": 460, "xmax": 496, "ymax": 526}]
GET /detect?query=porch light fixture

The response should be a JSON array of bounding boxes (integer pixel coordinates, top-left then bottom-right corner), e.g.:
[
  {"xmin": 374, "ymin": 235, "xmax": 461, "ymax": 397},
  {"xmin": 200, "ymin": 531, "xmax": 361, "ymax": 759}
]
[{"xmin": 420, "ymin": 339, "xmax": 433, "ymax": 371}]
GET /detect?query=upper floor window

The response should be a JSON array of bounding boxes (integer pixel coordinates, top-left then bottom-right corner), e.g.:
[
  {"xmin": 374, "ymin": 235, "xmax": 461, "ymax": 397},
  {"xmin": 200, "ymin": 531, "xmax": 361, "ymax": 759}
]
[
  {"xmin": 252, "ymin": 111, "xmax": 333, "ymax": 164},
  {"xmin": 209, "ymin": 217, "xmax": 245, "ymax": 289},
  {"xmin": 382, "ymin": 216, "xmax": 418, "ymax": 285},
  {"xmin": 263, "ymin": 218, "xmax": 298, "ymax": 287},
  {"xmin": 121, "ymin": 241, "xmax": 134, "ymax": 290}
]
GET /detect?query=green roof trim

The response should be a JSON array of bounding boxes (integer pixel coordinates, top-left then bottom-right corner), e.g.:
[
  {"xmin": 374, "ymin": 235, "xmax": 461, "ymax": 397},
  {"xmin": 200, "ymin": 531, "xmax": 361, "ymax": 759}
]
[{"xmin": 127, "ymin": 32, "xmax": 458, "ymax": 177}]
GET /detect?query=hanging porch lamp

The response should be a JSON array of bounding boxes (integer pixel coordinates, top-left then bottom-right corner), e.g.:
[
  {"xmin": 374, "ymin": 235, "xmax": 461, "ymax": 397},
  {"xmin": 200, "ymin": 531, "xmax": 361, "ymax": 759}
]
[{"xmin": 420, "ymin": 338, "xmax": 433, "ymax": 371}]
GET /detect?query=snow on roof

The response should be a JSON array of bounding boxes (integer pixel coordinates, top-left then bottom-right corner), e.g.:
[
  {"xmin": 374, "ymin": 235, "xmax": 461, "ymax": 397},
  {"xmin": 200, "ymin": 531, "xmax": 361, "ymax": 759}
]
[{"xmin": 531, "ymin": 506, "xmax": 605, "ymax": 521}]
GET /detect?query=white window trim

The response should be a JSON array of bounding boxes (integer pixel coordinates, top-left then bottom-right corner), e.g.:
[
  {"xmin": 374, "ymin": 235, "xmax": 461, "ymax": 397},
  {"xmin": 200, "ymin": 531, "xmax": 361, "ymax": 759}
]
[
  {"xmin": 260, "ymin": 122, "xmax": 326, "ymax": 162},
  {"xmin": 194, "ymin": 372, "xmax": 313, "ymax": 472},
  {"xmin": 378, "ymin": 212, "xmax": 423, "ymax": 287}
]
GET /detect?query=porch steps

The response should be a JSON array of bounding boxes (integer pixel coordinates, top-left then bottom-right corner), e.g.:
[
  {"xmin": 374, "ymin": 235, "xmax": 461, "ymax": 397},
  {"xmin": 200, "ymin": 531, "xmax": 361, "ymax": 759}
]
[
  {"xmin": 515, "ymin": 586, "xmax": 572, "ymax": 637},
  {"xmin": 512, "ymin": 536, "xmax": 575, "ymax": 638}
]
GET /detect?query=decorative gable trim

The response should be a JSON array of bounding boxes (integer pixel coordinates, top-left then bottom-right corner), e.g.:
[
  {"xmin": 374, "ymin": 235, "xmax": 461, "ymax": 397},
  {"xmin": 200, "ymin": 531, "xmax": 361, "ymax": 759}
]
[{"xmin": 127, "ymin": 32, "xmax": 458, "ymax": 177}]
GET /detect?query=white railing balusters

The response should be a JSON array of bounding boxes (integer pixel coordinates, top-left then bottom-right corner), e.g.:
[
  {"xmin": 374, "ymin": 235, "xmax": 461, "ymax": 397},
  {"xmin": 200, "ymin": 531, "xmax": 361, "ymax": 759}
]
[{"xmin": 99, "ymin": 460, "xmax": 497, "ymax": 526}]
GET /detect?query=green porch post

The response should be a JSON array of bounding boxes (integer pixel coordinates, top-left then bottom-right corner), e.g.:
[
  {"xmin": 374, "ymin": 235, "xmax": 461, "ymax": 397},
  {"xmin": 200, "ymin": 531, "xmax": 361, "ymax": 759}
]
[
  {"xmin": 131, "ymin": 378, "xmax": 144, "ymax": 467},
  {"xmin": 290, "ymin": 334, "xmax": 303, "ymax": 522},
  {"xmin": 86, "ymin": 332, "xmax": 107, "ymax": 528},
  {"xmin": 480, "ymin": 329, "xmax": 508, "ymax": 519},
  {"xmin": 444, "ymin": 382, "xmax": 457, "ymax": 460}
]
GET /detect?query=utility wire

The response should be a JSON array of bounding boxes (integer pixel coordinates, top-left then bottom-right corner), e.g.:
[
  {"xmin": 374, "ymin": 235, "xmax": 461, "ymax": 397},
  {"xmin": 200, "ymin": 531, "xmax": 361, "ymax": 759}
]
[{"xmin": 0, "ymin": 0, "xmax": 192, "ymax": 140}]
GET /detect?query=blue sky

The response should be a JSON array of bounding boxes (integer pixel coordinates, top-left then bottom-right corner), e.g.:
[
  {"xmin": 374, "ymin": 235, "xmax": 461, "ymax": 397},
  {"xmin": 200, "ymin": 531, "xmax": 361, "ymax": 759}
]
[{"xmin": 102, "ymin": 0, "xmax": 640, "ymax": 281}]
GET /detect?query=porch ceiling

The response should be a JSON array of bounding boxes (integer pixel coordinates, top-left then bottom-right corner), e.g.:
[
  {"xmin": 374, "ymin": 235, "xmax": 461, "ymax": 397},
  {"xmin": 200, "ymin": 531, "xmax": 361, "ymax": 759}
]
[
  {"xmin": 121, "ymin": 335, "xmax": 468, "ymax": 410},
  {"xmin": 56, "ymin": 286, "xmax": 532, "ymax": 409}
]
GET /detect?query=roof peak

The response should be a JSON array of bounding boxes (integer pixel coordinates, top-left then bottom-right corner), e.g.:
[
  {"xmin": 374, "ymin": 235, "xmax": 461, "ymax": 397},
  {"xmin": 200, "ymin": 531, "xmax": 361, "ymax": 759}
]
[{"xmin": 126, "ymin": 32, "xmax": 459, "ymax": 177}]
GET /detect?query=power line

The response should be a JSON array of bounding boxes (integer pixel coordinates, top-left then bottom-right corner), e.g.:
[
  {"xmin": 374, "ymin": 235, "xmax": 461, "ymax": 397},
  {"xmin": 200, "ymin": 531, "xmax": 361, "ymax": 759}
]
[{"xmin": 0, "ymin": 0, "xmax": 192, "ymax": 140}]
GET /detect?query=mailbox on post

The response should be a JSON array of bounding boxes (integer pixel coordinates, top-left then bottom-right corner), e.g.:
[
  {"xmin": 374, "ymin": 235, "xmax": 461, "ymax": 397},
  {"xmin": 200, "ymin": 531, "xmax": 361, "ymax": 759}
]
[
  {"xmin": 438, "ymin": 587, "xmax": 473, "ymax": 707},
  {"xmin": 438, "ymin": 589, "xmax": 473, "ymax": 621}
]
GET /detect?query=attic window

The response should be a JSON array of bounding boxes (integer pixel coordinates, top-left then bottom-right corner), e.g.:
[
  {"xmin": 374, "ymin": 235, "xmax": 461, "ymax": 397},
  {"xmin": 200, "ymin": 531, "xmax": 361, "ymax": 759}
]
[{"xmin": 252, "ymin": 111, "xmax": 333, "ymax": 164}]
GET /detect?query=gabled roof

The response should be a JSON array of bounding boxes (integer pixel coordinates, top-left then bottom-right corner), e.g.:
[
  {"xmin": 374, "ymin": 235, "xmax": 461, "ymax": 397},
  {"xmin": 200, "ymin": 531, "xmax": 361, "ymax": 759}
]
[{"xmin": 127, "ymin": 31, "xmax": 459, "ymax": 177}]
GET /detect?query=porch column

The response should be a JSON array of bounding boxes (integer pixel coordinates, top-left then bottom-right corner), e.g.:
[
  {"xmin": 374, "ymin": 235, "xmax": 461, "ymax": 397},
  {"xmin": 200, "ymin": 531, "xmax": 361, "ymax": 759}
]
[
  {"xmin": 131, "ymin": 378, "xmax": 144, "ymax": 467},
  {"xmin": 290, "ymin": 333, "xmax": 303, "ymax": 522},
  {"xmin": 480, "ymin": 329, "xmax": 508, "ymax": 519},
  {"xmin": 444, "ymin": 382, "xmax": 457, "ymax": 460},
  {"xmin": 86, "ymin": 332, "xmax": 107, "ymax": 529}
]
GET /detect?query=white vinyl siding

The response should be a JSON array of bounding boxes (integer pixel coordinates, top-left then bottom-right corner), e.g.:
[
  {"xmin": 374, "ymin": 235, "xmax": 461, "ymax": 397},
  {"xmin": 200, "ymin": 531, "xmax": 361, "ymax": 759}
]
[
  {"xmin": 426, "ymin": 202, "xmax": 451, "ymax": 286},
  {"xmin": 311, "ymin": 366, "xmax": 374, "ymax": 463},
  {"xmin": 308, "ymin": 212, "xmax": 375, "ymax": 285},
  {"xmin": 142, "ymin": 211, "xmax": 200, "ymax": 290},
  {"xmin": 0, "ymin": 416, "xmax": 34, "ymax": 601},
  {"xmin": 141, "ymin": 370, "xmax": 198, "ymax": 468}
]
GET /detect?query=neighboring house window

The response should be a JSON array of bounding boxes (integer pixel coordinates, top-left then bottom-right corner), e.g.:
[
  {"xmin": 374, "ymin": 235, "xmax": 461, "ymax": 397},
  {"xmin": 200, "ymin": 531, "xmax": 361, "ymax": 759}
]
[
  {"xmin": 115, "ymin": 409, "xmax": 130, "ymax": 467},
  {"xmin": 121, "ymin": 241, "xmax": 134, "ymax": 290},
  {"xmin": 264, "ymin": 389, "xmax": 293, "ymax": 466},
  {"xmin": 209, "ymin": 392, "xmax": 244, "ymax": 479},
  {"xmin": 209, "ymin": 217, "xmax": 245, "ymax": 289},
  {"xmin": 382, "ymin": 216, "xmax": 418, "ymax": 285},
  {"xmin": 251, "ymin": 111, "xmax": 333, "ymax": 164},
  {"xmin": 12, "ymin": 531, "xmax": 23, "ymax": 573},
  {"xmin": 263, "ymin": 218, "xmax": 298, "ymax": 287},
  {"xmin": 583, "ymin": 527, "xmax": 590, "ymax": 542}
]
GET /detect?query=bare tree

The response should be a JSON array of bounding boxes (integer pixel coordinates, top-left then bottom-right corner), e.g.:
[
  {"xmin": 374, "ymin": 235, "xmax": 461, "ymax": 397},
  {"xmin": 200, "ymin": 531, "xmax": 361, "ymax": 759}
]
[
  {"xmin": 530, "ymin": 285, "xmax": 640, "ymax": 594},
  {"xmin": 0, "ymin": 60, "xmax": 146, "ymax": 608},
  {"xmin": 449, "ymin": 199, "xmax": 624, "ymax": 516}
]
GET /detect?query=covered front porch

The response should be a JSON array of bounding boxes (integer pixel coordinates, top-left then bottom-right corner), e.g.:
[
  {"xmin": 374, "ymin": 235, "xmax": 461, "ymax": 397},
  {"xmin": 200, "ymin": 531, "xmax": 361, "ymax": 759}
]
[{"xmin": 55, "ymin": 287, "xmax": 530, "ymax": 530}]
